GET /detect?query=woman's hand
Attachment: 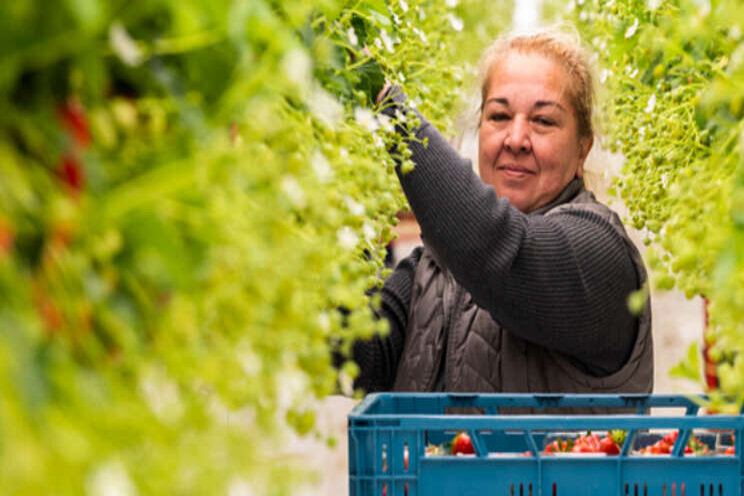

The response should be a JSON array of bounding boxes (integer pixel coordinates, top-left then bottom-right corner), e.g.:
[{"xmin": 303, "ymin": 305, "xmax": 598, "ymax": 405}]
[{"xmin": 376, "ymin": 81, "xmax": 392, "ymax": 105}]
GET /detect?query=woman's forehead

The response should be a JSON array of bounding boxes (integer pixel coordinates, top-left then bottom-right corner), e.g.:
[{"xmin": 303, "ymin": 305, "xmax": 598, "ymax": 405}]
[{"xmin": 486, "ymin": 52, "xmax": 572, "ymax": 106}]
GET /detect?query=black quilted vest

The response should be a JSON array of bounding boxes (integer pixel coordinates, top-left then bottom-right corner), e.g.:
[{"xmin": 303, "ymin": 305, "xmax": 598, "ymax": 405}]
[{"xmin": 391, "ymin": 188, "xmax": 654, "ymax": 395}]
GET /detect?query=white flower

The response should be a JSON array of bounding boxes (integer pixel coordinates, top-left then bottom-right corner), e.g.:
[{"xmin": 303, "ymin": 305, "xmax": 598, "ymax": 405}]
[
  {"xmin": 629, "ymin": 67, "xmax": 639, "ymax": 79},
  {"xmin": 600, "ymin": 68, "xmax": 611, "ymax": 84},
  {"xmin": 109, "ymin": 22, "xmax": 143, "ymax": 67},
  {"xmin": 448, "ymin": 14, "xmax": 464, "ymax": 32},
  {"xmin": 337, "ymin": 227, "xmax": 359, "ymax": 251},
  {"xmin": 625, "ymin": 18, "xmax": 639, "ymax": 39},
  {"xmin": 339, "ymin": 147, "xmax": 349, "ymax": 159},
  {"xmin": 419, "ymin": 8, "xmax": 425, "ymax": 20},
  {"xmin": 373, "ymin": 134, "xmax": 385, "ymax": 148},
  {"xmin": 281, "ymin": 175, "xmax": 306, "ymax": 209},
  {"xmin": 645, "ymin": 93, "xmax": 657, "ymax": 113},
  {"xmin": 345, "ymin": 196, "xmax": 365, "ymax": 216},
  {"xmin": 86, "ymin": 460, "xmax": 137, "ymax": 496},
  {"xmin": 374, "ymin": 37, "xmax": 383, "ymax": 50},
  {"xmin": 445, "ymin": 0, "xmax": 458, "ymax": 7},
  {"xmin": 646, "ymin": 0, "xmax": 662, "ymax": 9},
  {"xmin": 579, "ymin": 11, "xmax": 588, "ymax": 21},
  {"xmin": 399, "ymin": 0, "xmax": 409, "ymax": 11},
  {"xmin": 377, "ymin": 113, "xmax": 394, "ymax": 133},
  {"xmin": 347, "ymin": 26, "xmax": 358, "ymax": 46},
  {"xmin": 362, "ymin": 223, "xmax": 376, "ymax": 242},
  {"xmin": 393, "ymin": 13, "xmax": 401, "ymax": 25},
  {"xmin": 282, "ymin": 47, "xmax": 312, "ymax": 88},
  {"xmin": 380, "ymin": 29, "xmax": 394, "ymax": 53},
  {"xmin": 311, "ymin": 151, "xmax": 334, "ymax": 183},
  {"xmin": 413, "ymin": 27, "xmax": 428, "ymax": 44},
  {"xmin": 139, "ymin": 367, "xmax": 184, "ymax": 424},
  {"xmin": 354, "ymin": 107, "xmax": 379, "ymax": 132},
  {"xmin": 308, "ymin": 86, "xmax": 343, "ymax": 128}
]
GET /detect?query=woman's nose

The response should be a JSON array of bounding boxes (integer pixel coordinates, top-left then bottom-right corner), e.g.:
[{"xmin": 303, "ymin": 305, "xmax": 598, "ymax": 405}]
[{"xmin": 504, "ymin": 116, "xmax": 531, "ymax": 154}]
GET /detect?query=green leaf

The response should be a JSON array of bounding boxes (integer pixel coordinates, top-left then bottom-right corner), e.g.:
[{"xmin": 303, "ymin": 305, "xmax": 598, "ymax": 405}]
[
  {"xmin": 669, "ymin": 342, "xmax": 701, "ymax": 383},
  {"xmin": 366, "ymin": 8, "xmax": 391, "ymax": 27}
]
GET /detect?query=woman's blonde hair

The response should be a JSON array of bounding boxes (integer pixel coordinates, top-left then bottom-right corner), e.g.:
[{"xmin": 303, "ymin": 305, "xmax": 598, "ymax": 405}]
[{"xmin": 478, "ymin": 26, "xmax": 595, "ymax": 141}]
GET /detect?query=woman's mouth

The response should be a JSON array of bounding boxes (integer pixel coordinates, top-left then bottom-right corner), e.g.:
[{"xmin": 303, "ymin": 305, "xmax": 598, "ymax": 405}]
[{"xmin": 497, "ymin": 164, "xmax": 535, "ymax": 178}]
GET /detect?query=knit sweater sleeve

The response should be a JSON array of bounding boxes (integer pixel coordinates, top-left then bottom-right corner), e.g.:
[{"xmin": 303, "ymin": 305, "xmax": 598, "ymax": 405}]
[
  {"xmin": 352, "ymin": 247, "xmax": 422, "ymax": 392},
  {"xmin": 381, "ymin": 94, "xmax": 638, "ymax": 375}
]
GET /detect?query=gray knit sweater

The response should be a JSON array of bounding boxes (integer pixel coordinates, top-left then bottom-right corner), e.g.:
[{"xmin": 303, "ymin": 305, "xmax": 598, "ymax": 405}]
[{"xmin": 353, "ymin": 91, "xmax": 640, "ymax": 392}]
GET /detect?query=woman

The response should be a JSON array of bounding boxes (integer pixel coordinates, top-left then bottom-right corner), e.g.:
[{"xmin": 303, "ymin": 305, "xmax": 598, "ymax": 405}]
[{"xmin": 353, "ymin": 30, "xmax": 653, "ymax": 394}]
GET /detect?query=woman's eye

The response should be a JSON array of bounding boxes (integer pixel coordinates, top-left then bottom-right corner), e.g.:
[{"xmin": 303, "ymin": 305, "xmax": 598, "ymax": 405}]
[
  {"xmin": 534, "ymin": 117, "xmax": 555, "ymax": 126},
  {"xmin": 490, "ymin": 113, "xmax": 509, "ymax": 121}
]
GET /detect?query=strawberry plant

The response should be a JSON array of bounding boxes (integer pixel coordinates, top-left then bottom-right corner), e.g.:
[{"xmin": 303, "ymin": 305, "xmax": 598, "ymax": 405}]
[
  {"xmin": 554, "ymin": 0, "xmax": 744, "ymax": 410},
  {"xmin": 0, "ymin": 0, "xmax": 510, "ymax": 493}
]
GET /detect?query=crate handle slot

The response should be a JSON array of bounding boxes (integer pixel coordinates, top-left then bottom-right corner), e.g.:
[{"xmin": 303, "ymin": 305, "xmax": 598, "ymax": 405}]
[
  {"xmin": 446, "ymin": 393, "xmax": 479, "ymax": 404},
  {"xmin": 534, "ymin": 394, "xmax": 564, "ymax": 401},
  {"xmin": 509, "ymin": 482, "xmax": 528, "ymax": 496}
]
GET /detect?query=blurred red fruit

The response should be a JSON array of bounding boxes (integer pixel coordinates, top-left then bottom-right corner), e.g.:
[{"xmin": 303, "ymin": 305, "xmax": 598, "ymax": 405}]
[{"xmin": 59, "ymin": 99, "xmax": 91, "ymax": 148}]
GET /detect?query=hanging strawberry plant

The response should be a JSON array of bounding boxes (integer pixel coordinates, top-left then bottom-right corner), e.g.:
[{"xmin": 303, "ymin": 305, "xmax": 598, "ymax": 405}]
[
  {"xmin": 0, "ymin": 0, "xmax": 511, "ymax": 493},
  {"xmin": 563, "ymin": 0, "xmax": 744, "ymax": 408}
]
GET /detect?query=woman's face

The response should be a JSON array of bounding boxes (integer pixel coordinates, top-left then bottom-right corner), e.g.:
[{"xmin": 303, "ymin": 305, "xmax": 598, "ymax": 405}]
[{"xmin": 478, "ymin": 52, "xmax": 593, "ymax": 213}]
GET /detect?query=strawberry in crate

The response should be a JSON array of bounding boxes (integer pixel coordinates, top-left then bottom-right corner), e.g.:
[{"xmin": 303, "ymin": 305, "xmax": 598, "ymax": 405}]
[
  {"xmin": 425, "ymin": 431, "xmax": 475, "ymax": 456},
  {"xmin": 544, "ymin": 430, "xmax": 625, "ymax": 455}
]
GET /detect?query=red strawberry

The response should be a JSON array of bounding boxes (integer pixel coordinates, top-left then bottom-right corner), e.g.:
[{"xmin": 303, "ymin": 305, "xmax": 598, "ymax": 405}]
[
  {"xmin": 600, "ymin": 436, "xmax": 620, "ymax": 455},
  {"xmin": 59, "ymin": 99, "xmax": 91, "ymax": 148},
  {"xmin": 57, "ymin": 154, "xmax": 85, "ymax": 194},
  {"xmin": 451, "ymin": 432, "xmax": 475, "ymax": 455},
  {"xmin": 0, "ymin": 219, "xmax": 13, "ymax": 255}
]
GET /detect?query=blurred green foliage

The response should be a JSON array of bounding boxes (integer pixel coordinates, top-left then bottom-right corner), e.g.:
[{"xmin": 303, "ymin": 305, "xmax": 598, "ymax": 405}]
[
  {"xmin": 0, "ymin": 0, "xmax": 511, "ymax": 493},
  {"xmin": 559, "ymin": 0, "xmax": 744, "ymax": 407}
]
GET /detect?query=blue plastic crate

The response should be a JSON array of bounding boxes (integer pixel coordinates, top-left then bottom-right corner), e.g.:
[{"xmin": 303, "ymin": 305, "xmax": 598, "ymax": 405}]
[{"xmin": 347, "ymin": 393, "xmax": 744, "ymax": 496}]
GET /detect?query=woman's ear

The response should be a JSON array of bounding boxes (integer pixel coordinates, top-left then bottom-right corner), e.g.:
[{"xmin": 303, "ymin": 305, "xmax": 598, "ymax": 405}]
[{"xmin": 575, "ymin": 135, "xmax": 594, "ymax": 179}]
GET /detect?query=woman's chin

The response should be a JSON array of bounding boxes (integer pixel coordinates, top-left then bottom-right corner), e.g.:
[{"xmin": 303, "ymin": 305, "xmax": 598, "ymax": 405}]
[{"xmin": 495, "ymin": 188, "xmax": 532, "ymax": 212}]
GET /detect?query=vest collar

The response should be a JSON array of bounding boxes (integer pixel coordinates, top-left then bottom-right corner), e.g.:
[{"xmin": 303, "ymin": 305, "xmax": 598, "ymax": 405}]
[{"xmin": 528, "ymin": 178, "xmax": 586, "ymax": 216}]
